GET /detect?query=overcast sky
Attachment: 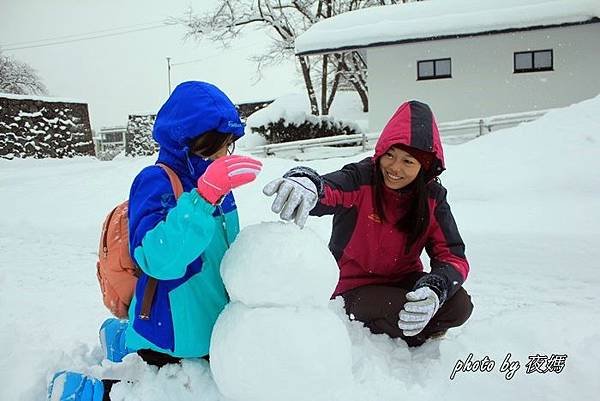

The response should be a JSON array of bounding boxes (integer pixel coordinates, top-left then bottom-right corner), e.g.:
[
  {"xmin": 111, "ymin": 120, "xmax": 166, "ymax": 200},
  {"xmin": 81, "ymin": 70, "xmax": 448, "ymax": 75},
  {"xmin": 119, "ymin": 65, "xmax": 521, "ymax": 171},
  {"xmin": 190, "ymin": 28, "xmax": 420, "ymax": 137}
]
[{"xmin": 0, "ymin": 0, "xmax": 303, "ymax": 129}]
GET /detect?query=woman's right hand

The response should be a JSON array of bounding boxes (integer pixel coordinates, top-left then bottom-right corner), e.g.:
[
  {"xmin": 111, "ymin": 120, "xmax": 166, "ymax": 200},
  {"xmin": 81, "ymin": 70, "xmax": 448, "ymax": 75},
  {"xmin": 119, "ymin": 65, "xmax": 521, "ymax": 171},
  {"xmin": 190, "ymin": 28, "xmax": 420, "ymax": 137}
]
[
  {"xmin": 197, "ymin": 155, "xmax": 262, "ymax": 205},
  {"xmin": 262, "ymin": 176, "xmax": 318, "ymax": 228}
]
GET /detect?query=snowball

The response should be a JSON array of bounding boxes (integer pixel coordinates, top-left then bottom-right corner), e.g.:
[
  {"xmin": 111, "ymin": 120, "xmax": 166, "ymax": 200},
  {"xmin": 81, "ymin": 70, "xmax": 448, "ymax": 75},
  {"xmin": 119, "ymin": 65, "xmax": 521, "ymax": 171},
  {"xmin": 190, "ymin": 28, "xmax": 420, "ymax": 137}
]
[
  {"xmin": 221, "ymin": 222, "xmax": 339, "ymax": 307},
  {"xmin": 210, "ymin": 302, "xmax": 353, "ymax": 401}
]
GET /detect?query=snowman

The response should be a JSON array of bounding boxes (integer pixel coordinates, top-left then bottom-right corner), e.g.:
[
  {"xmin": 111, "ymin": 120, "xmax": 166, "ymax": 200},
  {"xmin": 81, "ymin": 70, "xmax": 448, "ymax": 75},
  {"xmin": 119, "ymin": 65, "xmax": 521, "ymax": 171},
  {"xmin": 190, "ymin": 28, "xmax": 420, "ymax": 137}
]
[{"xmin": 210, "ymin": 222, "xmax": 353, "ymax": 401}]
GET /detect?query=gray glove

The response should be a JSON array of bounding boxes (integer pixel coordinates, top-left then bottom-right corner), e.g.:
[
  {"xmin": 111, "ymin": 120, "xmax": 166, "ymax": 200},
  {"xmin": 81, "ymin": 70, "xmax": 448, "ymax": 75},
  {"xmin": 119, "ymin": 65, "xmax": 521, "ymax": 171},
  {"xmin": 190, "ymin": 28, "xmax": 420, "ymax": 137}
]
[
  {"xmin": 398, "ymin": 287, "xmax": 440, "ymax": 336},
  {"xmin": 262, "ymin": 177, "xmax": 318, "ymax": 228}
]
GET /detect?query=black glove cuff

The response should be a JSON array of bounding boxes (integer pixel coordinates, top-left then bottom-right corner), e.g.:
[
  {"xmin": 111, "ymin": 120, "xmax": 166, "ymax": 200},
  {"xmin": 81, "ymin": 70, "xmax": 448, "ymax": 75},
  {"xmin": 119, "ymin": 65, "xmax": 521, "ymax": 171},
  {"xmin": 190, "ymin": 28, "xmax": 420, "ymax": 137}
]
[
  {"xmin": 414, "ymin": 274, "xmax": 448, "ymax": 305},
  {"xmin": 284, "ymin": 166, "xmax": 324, "ymax": 198}
]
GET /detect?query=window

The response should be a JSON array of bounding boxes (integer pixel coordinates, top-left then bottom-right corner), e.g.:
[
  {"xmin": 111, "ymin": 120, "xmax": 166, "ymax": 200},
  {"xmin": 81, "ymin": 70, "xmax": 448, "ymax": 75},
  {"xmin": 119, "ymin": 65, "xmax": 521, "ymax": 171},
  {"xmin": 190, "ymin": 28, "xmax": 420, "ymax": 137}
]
[
  {"xmin": 417, "ymin": 58, "xmax": 451, "ymax": 80},
  {"xmin": 514, "ymin": 49, "xmax": 553, "ymax": 73}
]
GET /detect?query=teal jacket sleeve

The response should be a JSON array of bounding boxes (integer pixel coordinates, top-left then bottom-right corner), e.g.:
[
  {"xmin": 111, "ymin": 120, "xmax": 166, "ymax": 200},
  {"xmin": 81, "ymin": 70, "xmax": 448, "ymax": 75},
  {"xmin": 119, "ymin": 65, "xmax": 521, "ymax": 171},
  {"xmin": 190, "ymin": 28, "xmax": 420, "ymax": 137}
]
[{"xmin": 128, "ymin": 166, "xmax": 217, "ymax": 280}]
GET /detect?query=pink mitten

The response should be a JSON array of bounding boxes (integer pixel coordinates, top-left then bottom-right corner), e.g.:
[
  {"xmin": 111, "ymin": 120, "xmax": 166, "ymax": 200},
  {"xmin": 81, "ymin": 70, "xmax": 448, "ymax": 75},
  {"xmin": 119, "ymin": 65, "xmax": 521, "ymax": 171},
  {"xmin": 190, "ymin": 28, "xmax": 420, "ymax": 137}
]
[{"xmin": 197, "ymin": 155, "xmax": 263, "ymax": 204}]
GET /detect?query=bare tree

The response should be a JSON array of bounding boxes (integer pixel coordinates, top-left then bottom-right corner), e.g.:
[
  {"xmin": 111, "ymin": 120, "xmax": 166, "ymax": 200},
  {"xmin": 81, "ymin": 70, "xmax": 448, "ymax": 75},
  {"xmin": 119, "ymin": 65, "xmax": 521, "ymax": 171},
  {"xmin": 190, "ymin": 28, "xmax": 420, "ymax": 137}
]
[
  {"xmin": 179, "ymin": 0, "xmax": 413, "ymax": 116},
  {"xmin": 0, "ymin": 49, "xmax": 48, "ymax": 96}
]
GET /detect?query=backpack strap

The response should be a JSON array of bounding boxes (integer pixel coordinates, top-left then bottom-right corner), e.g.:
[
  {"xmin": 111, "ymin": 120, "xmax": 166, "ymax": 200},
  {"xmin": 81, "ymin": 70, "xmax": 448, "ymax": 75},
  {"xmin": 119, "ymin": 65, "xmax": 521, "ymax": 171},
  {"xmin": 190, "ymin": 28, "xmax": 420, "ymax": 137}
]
[
  {"xmin": 156, "ymin": 163, "xmax": 184, "ymax": 199},
  {"xmin": 138, "ymin": 162, "xmax": 185, "ymax": 320}
]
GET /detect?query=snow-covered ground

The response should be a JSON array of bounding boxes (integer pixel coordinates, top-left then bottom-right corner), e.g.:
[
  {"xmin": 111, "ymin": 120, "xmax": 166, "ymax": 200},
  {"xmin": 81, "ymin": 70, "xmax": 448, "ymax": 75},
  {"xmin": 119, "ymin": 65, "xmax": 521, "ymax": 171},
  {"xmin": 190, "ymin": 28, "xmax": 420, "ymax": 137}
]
[{"xmin": 1, "ymin": 95, "xmax": 599, "ymax": 401}]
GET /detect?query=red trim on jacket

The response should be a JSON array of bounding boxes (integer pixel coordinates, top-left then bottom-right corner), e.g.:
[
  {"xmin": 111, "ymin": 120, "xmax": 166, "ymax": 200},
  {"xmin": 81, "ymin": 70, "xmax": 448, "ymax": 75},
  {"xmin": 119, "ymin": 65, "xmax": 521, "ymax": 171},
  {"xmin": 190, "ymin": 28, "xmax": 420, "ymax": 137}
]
[{"xmin": 312, "ymin": 159, "xmax": 468, "ymax": 297}]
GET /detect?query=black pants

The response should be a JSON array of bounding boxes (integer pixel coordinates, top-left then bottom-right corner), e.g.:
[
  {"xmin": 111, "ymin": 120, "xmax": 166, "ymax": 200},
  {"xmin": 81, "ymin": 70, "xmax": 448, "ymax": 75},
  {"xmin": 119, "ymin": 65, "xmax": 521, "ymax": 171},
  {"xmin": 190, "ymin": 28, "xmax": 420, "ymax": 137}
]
[
  {"xmin": 341, "ymin": 272, "xmax": 473, "ymax": 347},
  {"xmin": 102, "ymin": 349, "xmax": 193, "ymax": 401}
]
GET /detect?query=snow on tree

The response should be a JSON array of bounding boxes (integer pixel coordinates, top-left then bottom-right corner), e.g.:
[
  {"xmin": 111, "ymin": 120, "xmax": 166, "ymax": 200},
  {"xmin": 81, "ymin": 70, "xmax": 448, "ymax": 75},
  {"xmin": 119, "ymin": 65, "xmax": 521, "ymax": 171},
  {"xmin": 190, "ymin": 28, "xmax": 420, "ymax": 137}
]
[
  {"xmin": 0, "ymin": 49, "xmax": 48, "ymax": 96},
  {"xmin": 178, "ymin": 1, "xmax": 420, "ymax": 116},
  {"xmin": 125, "ymin": 114, "xmax": 158, "ymax": 156}
]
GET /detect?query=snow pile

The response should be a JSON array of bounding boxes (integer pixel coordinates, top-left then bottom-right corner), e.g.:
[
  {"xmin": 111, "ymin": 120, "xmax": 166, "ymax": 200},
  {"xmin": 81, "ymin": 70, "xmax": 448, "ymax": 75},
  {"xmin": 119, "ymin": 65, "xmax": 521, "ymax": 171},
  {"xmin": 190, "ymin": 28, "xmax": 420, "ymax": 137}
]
[
  {"xmin": 245, "ymin": 93, "xmax": 363, "ymax": 133},
  {"xmin": 444, "ymin": 94, "xmax": 600, "ymax": 237},
  {"xmin": 452, "ymin": 94, "xmax": 600, "ymax": 196},
  {"xmin": 210, "ymin": 222, "xmax": 353, "ymax": 401},
  {"xmin": 237, "ymin": 126, "xmax": 268, "ymax": 149}
]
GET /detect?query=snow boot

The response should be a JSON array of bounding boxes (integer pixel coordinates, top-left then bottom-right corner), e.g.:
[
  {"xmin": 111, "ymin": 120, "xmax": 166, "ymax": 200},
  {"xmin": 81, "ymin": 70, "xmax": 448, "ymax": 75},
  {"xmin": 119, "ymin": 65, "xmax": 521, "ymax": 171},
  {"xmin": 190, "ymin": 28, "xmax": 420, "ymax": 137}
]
[
  {"xmin": 47, "ymin": 371, "xmax": 104, "ymax": 401},
  {"xmin": 99, "ymin": 318, "xmax": 132, "ymax": 362}
]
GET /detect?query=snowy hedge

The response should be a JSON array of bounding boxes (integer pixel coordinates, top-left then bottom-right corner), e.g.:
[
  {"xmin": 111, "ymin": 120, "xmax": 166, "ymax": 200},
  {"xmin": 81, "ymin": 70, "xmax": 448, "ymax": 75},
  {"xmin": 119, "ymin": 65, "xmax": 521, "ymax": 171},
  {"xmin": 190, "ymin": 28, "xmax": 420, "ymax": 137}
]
[
  {"xmin": 0, "ymin": 93, "xmax": 94, "ymax": 159},
  {"xmin": 252, "ymin": 117, "xmax": 360, "ymax": 144},
  {"xmin": 246, "ymin": 94, "xmax": 362, "ymax": 145},
  {"xmin": 125, "ymin": 114, "xmax": 157, "ymax": 156}
]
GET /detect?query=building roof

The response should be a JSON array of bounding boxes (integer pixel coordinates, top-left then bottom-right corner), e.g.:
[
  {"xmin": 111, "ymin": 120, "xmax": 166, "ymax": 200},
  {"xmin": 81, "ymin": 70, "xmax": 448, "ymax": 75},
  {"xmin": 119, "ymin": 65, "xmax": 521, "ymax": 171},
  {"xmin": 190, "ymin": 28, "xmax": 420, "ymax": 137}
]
[{"xmin": 295, "ymin": 0, "xmax": 600, "ymax": 56}]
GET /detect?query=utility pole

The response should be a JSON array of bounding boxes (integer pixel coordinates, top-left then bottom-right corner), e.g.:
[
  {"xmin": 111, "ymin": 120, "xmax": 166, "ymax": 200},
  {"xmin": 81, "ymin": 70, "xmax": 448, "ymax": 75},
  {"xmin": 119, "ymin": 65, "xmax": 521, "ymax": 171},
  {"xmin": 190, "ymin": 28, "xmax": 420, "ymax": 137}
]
[{"xmin": 166, "ymin": 57, "xmax": 172, "ymax": 95}]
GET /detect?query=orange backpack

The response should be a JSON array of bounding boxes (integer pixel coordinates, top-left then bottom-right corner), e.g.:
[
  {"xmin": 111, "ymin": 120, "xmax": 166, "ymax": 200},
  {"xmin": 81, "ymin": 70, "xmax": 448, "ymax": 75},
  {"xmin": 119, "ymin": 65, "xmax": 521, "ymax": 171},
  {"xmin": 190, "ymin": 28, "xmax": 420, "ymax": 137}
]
[{"xmin": 96, "ymin": 163, "xmax": 184, "ymax": 319}]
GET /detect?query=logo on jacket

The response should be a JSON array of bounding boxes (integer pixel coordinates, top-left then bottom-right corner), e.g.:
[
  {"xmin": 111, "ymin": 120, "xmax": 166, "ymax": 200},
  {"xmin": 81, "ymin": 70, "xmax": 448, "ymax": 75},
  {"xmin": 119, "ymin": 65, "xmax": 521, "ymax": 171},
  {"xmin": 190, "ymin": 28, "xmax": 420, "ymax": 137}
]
[{"xmin": 368, "ymin": 213, "xmax": 382, "ymax": 223}]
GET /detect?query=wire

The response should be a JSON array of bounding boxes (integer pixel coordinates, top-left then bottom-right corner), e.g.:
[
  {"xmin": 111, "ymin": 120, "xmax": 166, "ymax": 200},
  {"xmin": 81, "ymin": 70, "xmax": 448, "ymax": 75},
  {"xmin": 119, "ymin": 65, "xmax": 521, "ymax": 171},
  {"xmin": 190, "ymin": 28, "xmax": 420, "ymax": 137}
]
[
  {"xmin": 2, "ymin": 20, "xmax": 169, "ymax": 47},
  {"xmin": 172, "ymin": 57, "xmax": 206, "ymax": 66},
  {"xmin": 3, "ymin": 24, "xmax": 173, "ymax": 51}
]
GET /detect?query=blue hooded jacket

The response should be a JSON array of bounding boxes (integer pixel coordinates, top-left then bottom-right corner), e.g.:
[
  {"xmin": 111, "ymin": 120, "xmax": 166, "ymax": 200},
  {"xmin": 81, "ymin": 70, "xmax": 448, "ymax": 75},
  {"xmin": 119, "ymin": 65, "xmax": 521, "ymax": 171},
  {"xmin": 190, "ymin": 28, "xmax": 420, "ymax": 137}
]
[{"xmin": 125, "ymin": 81, "xmax": 244, "ymax": 358}]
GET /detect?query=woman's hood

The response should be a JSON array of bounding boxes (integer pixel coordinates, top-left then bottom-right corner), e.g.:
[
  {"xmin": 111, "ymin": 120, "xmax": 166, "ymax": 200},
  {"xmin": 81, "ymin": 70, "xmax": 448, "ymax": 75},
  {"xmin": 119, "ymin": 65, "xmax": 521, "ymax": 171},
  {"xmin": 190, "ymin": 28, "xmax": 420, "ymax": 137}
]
[{"xmin": 373, "ymin": 100, "xmax": 445, "ymax": 179}]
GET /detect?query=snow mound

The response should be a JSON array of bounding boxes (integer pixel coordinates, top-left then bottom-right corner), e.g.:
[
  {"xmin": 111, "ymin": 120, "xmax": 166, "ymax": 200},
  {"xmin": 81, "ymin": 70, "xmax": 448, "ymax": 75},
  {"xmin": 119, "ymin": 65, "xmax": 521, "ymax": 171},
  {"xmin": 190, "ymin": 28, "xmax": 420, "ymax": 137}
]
[
  {"xmin": 220, "ymin": 222, "xmax": 340, "ymax": 307},
  {"xmin": 210, "ymin": 302, "xmax": 353, "ymax": 401},
  {"xmin": 448, "ymin": 94, "xmax": 600, "ymax": 198}
]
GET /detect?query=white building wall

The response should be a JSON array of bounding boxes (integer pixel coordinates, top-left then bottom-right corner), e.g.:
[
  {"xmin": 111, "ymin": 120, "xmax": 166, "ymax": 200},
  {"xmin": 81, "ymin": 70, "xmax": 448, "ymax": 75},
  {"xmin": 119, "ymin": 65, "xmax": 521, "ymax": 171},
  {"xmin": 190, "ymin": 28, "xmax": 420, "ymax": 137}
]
[{"xmin": 368, "ymin": 23, "xmax": 600, "ymax": 131}]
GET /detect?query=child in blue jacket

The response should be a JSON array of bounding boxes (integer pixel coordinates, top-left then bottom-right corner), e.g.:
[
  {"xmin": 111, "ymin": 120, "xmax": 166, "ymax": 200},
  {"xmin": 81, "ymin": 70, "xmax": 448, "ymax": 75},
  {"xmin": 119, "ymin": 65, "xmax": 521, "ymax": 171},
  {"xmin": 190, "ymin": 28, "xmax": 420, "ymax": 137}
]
[{"xmin": 47, "ymin": 81, "xmax": 262, "ymax": 401}]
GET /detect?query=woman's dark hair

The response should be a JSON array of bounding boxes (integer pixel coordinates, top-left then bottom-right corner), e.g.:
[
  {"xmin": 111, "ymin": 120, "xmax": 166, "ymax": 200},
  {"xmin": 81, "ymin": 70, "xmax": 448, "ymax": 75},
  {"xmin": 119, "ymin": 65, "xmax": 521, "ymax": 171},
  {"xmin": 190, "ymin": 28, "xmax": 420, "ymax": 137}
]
[
  {"xmin": 190, "ymin": 131, "xmax": 234, "ymax": 157},
  {"xmin": 373, "ymin": 161, "xmax": 430, "ymax": 253}
]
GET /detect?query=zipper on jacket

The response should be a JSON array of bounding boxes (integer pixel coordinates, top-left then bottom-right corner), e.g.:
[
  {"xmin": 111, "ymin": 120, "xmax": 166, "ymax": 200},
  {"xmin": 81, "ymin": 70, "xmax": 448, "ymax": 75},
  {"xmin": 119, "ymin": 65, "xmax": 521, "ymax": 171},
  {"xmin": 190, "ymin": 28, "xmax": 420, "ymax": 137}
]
[{"xmin": 217, "ymin": 205, "xmax": 231, "ymax": 248}]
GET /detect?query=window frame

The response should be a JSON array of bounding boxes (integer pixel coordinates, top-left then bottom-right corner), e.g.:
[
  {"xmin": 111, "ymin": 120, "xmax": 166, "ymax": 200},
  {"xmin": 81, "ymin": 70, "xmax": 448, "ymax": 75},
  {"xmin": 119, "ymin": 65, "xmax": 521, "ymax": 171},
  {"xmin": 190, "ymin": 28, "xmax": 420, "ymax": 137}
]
[
  {"xmin": 514, "ymin": 49, "xmax": 553, "ymax": 73},
  {"xmin": 417, "ymin": 58, "xmax": 452, "ymax": 81}
]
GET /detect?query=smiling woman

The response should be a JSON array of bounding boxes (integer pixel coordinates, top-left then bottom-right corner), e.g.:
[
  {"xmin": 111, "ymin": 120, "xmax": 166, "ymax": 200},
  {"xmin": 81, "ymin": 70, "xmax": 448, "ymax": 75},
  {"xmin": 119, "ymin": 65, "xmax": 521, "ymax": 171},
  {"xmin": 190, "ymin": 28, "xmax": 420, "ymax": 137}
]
[
  {"xmin": 263, "ymin": 100, "xmax": 473, "ymax": 348},
  {"xmin": 379, "ymin": 145, "xmax": 435, "ymax": 190}
]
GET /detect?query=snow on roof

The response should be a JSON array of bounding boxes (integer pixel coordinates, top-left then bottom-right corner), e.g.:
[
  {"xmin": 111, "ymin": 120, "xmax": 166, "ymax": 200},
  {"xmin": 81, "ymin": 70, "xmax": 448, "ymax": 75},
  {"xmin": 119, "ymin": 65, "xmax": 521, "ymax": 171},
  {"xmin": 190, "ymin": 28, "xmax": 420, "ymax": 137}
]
[
  {"xmin": 295, "ymin": 0, "xmax": 600, "ymax": 56},
  {"xmin": 0, "ymin": 92, "xmax": 87, "ymax": 104}
]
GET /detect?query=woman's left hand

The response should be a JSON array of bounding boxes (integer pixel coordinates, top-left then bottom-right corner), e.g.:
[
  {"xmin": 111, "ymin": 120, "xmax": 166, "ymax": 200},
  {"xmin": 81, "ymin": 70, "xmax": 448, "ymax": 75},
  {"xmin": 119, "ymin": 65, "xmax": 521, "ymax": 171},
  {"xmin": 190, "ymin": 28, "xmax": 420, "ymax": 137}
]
[{"xmin": 398, "ymin": 287, "xmax": 440, "ymax": 336}]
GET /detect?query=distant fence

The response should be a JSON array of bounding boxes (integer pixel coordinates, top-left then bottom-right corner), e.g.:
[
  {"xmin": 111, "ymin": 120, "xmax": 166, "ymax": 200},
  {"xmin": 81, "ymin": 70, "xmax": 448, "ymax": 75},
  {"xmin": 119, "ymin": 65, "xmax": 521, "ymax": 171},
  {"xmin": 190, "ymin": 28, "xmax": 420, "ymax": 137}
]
[{"xmin": 246, "ymin": 109, "xmax": 551, "ymax": 157}]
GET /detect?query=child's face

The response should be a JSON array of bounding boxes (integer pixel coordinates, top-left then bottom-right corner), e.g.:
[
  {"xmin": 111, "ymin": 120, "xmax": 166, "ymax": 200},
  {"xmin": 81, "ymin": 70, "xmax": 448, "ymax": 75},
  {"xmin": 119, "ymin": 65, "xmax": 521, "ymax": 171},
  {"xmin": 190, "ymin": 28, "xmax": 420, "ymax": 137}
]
[
  {"xmin": 379, "ymin": 146, "xmax": 421, "ymax": 190},
  {"xmin": 207, "ymin": 143, "xmax": 229, "ymax": 160},
  {"xmin": 191, "ymin": 137, "xmax": 235, "ymax": 160}
]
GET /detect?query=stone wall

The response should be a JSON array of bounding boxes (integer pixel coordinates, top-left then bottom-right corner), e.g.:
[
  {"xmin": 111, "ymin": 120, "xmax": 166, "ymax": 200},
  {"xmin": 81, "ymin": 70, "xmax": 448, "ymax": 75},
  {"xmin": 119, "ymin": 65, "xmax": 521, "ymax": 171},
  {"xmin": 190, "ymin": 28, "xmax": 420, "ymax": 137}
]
[{"xmin": 0, "ymin": 94, "xmax": 94, "ymax": 159}]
